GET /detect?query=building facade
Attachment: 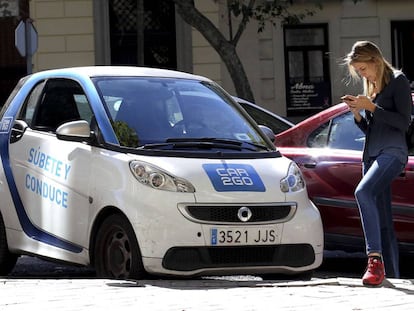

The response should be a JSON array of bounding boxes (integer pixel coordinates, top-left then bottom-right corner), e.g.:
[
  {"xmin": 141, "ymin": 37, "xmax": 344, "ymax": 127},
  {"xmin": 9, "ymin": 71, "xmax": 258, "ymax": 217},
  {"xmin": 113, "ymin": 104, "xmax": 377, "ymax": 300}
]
[{"xmin": 1, "ymin": 0, "xmax": 414, "ymax": 120}]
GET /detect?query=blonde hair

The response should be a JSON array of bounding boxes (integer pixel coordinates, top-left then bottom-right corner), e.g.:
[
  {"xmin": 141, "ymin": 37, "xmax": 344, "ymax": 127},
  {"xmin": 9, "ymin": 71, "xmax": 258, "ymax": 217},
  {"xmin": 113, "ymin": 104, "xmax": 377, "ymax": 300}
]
[{"xmin": 344, "ymin": 40, "xmax": 395, "ymax": 97}]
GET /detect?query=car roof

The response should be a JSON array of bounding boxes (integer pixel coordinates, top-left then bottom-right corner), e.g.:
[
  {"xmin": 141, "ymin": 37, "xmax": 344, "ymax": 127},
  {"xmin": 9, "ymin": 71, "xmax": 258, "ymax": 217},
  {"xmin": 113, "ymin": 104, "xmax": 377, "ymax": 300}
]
[{"xmin": 28, "ymin": 66, "xmax": 212, "ymax": 82}]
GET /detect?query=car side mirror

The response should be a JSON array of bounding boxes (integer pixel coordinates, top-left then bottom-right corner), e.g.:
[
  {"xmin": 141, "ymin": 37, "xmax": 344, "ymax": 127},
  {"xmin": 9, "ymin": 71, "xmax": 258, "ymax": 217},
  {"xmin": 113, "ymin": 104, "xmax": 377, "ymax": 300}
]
[
  {"xmin": 56, "ymin": 120, "xmax": 92, "ymax": 142},
  {"xmin": 259, "ymin": 125, "xmax": 275, "ymax": 142}
]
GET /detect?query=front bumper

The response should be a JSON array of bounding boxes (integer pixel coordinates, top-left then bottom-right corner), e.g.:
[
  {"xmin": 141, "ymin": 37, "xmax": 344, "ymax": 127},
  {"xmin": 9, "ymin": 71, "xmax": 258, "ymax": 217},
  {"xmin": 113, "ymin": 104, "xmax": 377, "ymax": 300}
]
[
  {"xmin": 162, "ymin": 243, "xmax": 316, "ymax": 271},
  {"xmin": 136, "ymin": 199, "xmax": 323, "ymax": 277}
]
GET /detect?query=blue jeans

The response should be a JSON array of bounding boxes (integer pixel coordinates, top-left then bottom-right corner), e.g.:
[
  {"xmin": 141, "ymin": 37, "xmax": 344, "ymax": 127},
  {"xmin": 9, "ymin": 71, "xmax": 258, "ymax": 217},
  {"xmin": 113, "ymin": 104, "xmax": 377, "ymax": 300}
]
[{"xmin": 354, "ymin": 153, "xmax": 404, "ymax": 278}]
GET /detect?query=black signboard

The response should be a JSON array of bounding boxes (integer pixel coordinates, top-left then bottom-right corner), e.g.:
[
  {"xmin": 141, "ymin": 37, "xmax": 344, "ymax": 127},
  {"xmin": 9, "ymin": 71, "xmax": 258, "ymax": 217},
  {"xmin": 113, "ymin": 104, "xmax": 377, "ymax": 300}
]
[{"xmin": 287, "ymin": 81, "xmax": 331, "ymax": 114}]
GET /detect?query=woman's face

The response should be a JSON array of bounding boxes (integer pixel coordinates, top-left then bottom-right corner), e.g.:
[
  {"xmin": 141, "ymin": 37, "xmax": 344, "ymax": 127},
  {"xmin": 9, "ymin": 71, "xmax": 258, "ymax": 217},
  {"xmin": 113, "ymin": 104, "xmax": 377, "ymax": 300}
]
[{"xmin": 352, "ymin": 61, "xmax": 377, "ymax": 82}]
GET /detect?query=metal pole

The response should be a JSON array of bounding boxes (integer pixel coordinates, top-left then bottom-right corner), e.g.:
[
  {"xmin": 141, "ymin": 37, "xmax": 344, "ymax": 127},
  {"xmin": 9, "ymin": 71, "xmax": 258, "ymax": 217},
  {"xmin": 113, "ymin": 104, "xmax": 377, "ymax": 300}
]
[{"xmin": 25, "ymin": 18, "xmax": 32, "ymax": 74}]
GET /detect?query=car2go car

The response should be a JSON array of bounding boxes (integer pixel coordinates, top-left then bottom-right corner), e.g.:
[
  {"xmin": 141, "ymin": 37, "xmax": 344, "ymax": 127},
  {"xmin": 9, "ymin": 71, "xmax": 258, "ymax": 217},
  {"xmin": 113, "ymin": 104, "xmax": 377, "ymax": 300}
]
[{"xmin": 0, "ymin": 66, "xmax": 323, "ymax": 279}]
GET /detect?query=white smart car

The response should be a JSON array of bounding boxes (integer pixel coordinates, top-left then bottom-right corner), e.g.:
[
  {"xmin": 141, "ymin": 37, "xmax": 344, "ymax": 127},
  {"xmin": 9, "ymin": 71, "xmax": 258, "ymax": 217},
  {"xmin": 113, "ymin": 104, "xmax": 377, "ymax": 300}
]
[{"xmin": 0, "ymin": 66, "xmax": 323, "ymax": 279}]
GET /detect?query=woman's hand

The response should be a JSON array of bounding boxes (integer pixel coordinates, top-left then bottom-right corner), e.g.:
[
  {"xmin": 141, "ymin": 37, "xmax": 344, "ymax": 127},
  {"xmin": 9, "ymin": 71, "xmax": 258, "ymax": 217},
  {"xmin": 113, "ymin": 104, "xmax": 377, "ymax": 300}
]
[
  {"xmin": 342, "ymin": 94, "xmax": 377, "ymax": 112},
  {"xmin": 342, "ymin": 95, "xmax": 365, "ymax": 122}
]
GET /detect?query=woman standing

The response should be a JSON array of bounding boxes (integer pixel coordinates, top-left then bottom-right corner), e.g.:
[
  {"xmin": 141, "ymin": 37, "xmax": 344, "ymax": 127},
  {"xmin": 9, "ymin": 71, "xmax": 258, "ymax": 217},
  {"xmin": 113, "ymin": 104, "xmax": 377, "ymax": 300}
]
[{"xmin": 342, "ymin": 41, "xmax": 412, "ymax": 286}]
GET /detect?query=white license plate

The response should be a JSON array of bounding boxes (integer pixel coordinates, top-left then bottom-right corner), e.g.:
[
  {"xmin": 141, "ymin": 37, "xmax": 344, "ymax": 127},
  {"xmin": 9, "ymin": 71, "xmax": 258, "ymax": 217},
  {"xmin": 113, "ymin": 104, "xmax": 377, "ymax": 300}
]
[{"xmin": 210, "ymin": 227, "xmax": 279, "ymax": 246}]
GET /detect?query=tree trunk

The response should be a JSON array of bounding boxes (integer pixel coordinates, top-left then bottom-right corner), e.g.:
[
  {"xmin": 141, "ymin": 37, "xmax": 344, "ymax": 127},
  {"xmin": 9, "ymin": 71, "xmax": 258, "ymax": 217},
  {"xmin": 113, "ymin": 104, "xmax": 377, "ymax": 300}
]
[
  {"xmin": 216, "ymin": 41, "xmax": 255, "ymax": 102},
  {"xmin": 174, "ymin": 0, "xmax": 255, "ymax": 102}
]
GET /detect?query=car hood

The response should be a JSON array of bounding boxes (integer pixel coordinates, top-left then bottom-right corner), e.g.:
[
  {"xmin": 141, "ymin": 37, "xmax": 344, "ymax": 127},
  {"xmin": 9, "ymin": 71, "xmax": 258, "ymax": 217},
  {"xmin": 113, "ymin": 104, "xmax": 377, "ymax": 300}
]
[{"xmin": 132, "ymin": 155, "xmax": 294, "ymax": 203}]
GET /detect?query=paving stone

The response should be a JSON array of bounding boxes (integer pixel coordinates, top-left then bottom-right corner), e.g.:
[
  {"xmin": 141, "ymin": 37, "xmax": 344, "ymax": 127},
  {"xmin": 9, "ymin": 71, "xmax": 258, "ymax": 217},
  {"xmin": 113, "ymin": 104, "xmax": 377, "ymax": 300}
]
[{"xmin": 1, "ymin": 277, "xmax": 413, "ymax": 310}]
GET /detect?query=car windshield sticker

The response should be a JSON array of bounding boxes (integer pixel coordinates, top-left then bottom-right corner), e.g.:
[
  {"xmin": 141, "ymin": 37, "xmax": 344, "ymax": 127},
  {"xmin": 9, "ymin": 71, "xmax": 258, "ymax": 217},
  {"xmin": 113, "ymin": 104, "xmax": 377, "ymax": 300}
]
[{"xmin": 203, "ymin": 163, "xmax": 265, "ymax": 192}]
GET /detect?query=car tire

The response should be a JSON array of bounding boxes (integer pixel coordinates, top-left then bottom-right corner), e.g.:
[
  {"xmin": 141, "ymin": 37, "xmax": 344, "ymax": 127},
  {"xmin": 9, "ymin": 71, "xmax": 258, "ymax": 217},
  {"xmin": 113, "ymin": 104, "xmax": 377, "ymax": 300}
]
[
  {"xmin": 0, "ymin": 213, "xmax": 18, "ymax": 276},
  {"xmin": 94, "ymin": 214, "xmax": 146, "ymax": 280}
]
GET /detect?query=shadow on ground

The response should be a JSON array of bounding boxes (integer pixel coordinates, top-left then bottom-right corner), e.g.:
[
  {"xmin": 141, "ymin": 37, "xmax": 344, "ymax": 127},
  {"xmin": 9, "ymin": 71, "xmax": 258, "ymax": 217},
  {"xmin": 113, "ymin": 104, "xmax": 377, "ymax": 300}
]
[{"xmin": 8, "ymin": 251, "xmax": 414, "ymax": 280}]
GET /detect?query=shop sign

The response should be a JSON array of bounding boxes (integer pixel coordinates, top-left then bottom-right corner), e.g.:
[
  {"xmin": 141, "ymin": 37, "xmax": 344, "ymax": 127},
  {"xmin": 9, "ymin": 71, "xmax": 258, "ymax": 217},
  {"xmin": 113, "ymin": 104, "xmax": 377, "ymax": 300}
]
[{"xmin": 287, "ymin": 81, "xmax": 331, "ymax": 112}]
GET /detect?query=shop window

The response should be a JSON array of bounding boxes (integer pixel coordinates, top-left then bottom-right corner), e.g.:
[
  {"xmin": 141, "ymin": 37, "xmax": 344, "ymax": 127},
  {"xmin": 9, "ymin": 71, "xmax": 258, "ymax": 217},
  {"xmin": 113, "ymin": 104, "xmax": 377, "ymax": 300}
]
[
  {"xmin": 284, "ymin": 24, "xmax": 331, "ymax": 118},
  {"xmin": 391, "ymin": 20, "xmax": 414, "ymax": 86}
]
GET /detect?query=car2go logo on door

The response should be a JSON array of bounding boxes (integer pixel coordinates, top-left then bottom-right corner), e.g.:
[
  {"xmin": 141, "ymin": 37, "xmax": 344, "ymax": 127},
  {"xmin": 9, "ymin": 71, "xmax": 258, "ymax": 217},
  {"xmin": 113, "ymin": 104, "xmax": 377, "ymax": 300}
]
[{"xmin": 202, "ymin": 163, "xmax": 265, "ymax": 191}]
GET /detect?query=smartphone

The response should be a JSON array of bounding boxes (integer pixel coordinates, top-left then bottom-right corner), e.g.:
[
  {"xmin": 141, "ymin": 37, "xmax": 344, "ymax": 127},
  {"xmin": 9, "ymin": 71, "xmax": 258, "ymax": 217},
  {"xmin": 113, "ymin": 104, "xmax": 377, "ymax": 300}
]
[{"xmin": 341, "ymin": 95, "xmax": 355, "ymax": 101}]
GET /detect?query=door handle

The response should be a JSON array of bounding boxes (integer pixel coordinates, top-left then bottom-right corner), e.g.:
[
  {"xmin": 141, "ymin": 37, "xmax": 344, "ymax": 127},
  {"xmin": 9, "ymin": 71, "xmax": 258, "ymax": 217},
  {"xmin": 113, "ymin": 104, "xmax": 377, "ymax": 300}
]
[{"xmin": 303, "ymin": 162, "xmax": 317, "ymax": 169}]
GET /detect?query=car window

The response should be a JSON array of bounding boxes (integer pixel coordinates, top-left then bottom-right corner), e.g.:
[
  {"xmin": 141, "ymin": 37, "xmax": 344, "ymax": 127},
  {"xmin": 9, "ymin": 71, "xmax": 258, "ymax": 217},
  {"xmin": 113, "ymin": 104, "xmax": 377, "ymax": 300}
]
[
  {"xmin": 94, "ymin": 77, "xmax": 267, "ymax": 148},
  {"xmin": 308, "ymin": 121, "xmax": 330, "ymax": 148},
  {"xmin": 73, "ymin": 94, "xmax": 94, "ymax": 124},
  {"xmin": 328, "ymin": 112, "xmax": 365, "ymax": 150},
  {"xmin": 0, "ymin": 76, "xmax": 28, "ymax": 119},
  {"xmin": 19, "ymin": 81, "xmax": 46, "ymax": 127},
  {"xmin": 239, "ymin": 102, "xmax": 292, "ymax": 134},
  {"xmin": 19, "ymin": 79, "xmax": 93, "ymax": 133},
  {"xmin": 308, "ymin": 111, "xmax": 365, "ymax": 150}
]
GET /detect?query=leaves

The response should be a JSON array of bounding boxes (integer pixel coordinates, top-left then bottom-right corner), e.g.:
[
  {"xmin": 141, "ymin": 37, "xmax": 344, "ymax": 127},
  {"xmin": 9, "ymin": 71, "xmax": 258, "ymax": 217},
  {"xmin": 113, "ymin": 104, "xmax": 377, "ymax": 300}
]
[
  {"xmin": 172, "ymin": 0, "xmax": 363, "ymax": 102},
  {"xmin": 111, "ymin": 120, "xmax": 139, "ymax": 148},
  {"xmin": 226, "ymin": 0, "xmax": 323, "ymax": 33}
]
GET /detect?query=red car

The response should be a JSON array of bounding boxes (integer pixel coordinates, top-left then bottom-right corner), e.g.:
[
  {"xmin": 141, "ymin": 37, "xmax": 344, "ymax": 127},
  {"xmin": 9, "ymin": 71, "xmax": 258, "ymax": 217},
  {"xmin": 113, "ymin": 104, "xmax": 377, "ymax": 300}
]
[{"xmin": 275, "ymin": 103, "xmax": 414, "ymax": 257}]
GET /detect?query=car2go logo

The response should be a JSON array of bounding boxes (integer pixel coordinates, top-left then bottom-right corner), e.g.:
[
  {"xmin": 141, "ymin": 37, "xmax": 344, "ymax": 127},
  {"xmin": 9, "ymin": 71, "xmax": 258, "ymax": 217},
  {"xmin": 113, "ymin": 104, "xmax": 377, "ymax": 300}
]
[{"xmin": 202, "ymin": 163, "xmax": 265, "ymax": 192}]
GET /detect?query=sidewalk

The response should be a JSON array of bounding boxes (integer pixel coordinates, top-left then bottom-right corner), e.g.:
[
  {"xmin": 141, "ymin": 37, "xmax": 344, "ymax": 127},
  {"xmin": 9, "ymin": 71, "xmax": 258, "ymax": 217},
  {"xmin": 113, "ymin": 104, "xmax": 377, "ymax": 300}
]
[{"xmin": 1, "ymin": 276, "xmax": 413, "ymax": 310}]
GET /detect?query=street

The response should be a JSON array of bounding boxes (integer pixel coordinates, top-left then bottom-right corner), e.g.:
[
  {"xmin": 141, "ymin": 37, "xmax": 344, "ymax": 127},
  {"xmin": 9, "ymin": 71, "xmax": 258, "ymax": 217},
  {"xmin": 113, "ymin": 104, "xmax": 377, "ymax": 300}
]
[
  {"xmin": 2, "ymin": 252, "xmax": 414, "ymax": 311},
  {"xmin": 7, "ymin": 251, "xmax": 414, "ymax": 280}
]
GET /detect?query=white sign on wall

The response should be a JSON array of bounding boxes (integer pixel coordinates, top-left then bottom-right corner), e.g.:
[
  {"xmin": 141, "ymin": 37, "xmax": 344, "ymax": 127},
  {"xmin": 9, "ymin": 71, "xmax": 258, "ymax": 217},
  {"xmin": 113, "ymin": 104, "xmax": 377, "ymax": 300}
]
[{"xmin": 0, "ymin": 0, "xmax": 19, "ymax": 17}]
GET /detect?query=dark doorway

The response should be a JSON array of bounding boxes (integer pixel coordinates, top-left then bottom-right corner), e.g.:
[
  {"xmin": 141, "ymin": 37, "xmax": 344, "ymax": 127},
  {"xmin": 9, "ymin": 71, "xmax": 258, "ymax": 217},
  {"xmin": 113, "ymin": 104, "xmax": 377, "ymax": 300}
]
[
  {"xmin": 108, "ymin": 0, "xmax": 177, "ymax": 69},
  {"xmin": 391, "ymin": 20, "xmax": 414, "ymax": 86},
  {"xmin": 0, "ymin": 0, "xmax": 29, "ymax": 106}
]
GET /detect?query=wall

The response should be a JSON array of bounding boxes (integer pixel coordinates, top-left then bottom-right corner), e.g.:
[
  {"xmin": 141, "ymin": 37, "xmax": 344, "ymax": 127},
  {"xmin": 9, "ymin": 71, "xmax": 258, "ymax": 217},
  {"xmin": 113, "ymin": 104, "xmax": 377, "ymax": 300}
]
[
  {"xmin": 191, "ymin": 0, "xmax": 414, "ymax": 118},
  {"xmin": 28, "ymin": 0, "xmax": 414, "ymax": 118},
  {"xmin": 191, "ymin": 0, "xmax": 222, "ymax": 86},
  {"xmin": 30, "ymin": 0, "xmax": 94, "ymax": 72}
]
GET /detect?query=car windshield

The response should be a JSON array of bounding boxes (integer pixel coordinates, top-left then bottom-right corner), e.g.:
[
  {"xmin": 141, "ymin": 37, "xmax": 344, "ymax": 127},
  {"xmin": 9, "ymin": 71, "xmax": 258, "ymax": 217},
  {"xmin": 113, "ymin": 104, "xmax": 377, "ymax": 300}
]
[{"xmin": 93, "ymin": 77, "xmax": 270, "ymax": 150}]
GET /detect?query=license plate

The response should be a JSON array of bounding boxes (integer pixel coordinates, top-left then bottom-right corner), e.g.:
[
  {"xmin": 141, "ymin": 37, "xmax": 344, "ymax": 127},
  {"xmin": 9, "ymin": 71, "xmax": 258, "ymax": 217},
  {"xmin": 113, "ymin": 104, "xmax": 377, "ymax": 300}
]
[{"xmin": 210, "ymin": 227, "xmax": 279, "ymax": 245}]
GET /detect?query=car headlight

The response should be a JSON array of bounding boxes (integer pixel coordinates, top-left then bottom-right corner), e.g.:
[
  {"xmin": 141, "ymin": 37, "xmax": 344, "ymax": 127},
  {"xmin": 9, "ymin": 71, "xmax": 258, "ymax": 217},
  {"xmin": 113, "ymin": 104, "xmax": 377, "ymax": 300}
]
[
  {"xmin": 129, "ymin": 161, "xmax": 195, "ymax": 192},
  {"xmin": 280, "ymin": 162, "xmax": 305, "ymax": 193}
]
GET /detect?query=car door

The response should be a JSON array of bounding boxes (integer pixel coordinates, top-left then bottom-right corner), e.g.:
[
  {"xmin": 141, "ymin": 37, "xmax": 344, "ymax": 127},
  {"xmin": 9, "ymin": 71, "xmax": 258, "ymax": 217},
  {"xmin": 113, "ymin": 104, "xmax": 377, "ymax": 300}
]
[
  {"xmin": 320, "ymin": 111, "xmax": 414, "ymax": 246},
  {"xmin": 8, "ymin": 78, "xmax": 93, "ymax": 250},
  {"xmin": 280, "ymin": 110, "xmax": 414, "ymax": 251},
  {"xmin": 280, "ymin": 146, "xmax": 364, "ymax": 239},
  {"xmin": 282, "ymin": 112, "xmax": 365, "ymax": 240},
  {"xmin": 390, "ymin": 155, "xmax": 414, "ymax": 245}
]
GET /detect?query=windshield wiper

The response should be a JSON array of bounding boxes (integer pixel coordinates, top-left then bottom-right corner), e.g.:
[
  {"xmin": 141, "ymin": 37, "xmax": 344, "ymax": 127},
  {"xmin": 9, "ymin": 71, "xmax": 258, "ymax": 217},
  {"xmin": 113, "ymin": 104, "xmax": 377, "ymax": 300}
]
[
  {"xmin": 139, "ymin": 137, "xmax": 270, "ymax": 151},
  {"xmin": 184, "ymin": 138, "xmax": 270, "ymax": 151},
  {"xmin": 167, "ymin": 137, "xmax": 271, "ymax": 151},
  {"xmin": 241, "ymin": 141, "xmax": 271, "ymax": 151},
  {"xmin": 167, "ymin": 137, "xmax": 241, "ymax": 145},
  {"xmin": 140, "ymin": 140, "xmax": 241, "ymax": 151}
]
